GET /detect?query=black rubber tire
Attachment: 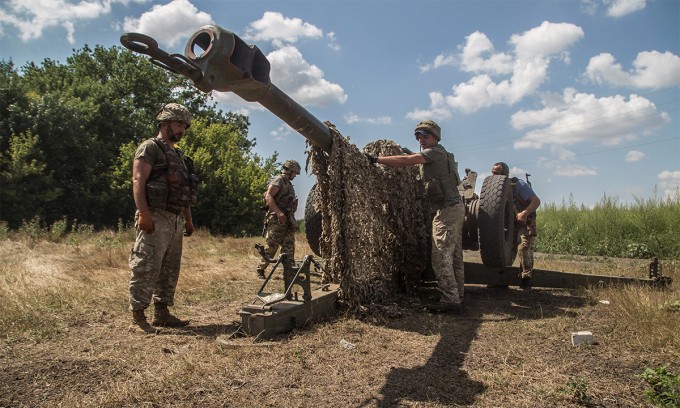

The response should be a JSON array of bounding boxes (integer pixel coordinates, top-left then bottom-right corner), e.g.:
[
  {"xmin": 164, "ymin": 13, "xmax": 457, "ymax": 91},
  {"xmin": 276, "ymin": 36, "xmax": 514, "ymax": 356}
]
[
  {"xmin": 304, "ymin": 184, "xmax": 322, "ymax": 257},
  {"xmin": 477, "ymin": 175, "xmax": 515, "ymax": 267}
]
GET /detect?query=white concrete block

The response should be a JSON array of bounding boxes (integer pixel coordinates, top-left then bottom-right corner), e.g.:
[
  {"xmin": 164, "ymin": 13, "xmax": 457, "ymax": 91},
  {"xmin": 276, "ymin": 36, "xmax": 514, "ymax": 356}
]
[{"xmin": 571, "ymin": 331, "xmax": 594, "ymax": 346}]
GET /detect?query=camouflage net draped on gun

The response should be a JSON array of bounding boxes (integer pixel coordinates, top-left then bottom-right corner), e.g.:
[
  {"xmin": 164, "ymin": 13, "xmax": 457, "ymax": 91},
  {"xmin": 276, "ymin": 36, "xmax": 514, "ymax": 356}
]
[{"xmin": 308, "ymin": 122, "xmax": 429, "ymax": 310}]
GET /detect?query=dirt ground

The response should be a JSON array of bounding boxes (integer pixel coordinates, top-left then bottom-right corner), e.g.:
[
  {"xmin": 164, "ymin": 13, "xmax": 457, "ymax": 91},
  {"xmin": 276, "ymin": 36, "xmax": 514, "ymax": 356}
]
[{"xmin": 1, "ymin": 243, "xmax": 678, "ymax": 407}]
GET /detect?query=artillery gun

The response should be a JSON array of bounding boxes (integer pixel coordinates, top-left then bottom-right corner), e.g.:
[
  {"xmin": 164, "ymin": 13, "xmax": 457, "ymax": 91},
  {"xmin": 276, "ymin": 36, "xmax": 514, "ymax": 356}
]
[
  {"xmin": 121, "ymin": 25, "xmax": 670, "ymax": 336},
  {"xmin": 120, "ymin": 24, "xmax": 517, "ymax": 267}
]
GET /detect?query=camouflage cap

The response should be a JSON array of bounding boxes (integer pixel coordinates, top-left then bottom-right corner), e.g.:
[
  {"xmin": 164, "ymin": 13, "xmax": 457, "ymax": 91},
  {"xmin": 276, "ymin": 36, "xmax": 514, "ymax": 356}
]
[
  {"xmin": 415, "ymin": 120, "xmax": 441, "ymax": 141},
  {"xmin": 283, "ymin": 159, "xmax": 301, "ymax": 174},
  {"xmin": 156, "ymin": 103, "xmax": 192, "ymax": 128}
]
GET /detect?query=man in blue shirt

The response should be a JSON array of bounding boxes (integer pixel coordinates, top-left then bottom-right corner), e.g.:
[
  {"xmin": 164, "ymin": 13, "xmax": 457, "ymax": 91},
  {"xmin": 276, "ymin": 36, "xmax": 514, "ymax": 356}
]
[{"xmin": 492, "ymin": 162, "xmax": 541, "ymax": 290}]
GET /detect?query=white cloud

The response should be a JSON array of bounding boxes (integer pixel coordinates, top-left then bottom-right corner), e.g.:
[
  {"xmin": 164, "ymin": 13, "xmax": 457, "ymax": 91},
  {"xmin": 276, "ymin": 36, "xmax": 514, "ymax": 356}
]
[
  {"xmin": 243, "ymin": 11, "xmax": 323, "ymax": 47},
  {"xmin": 409, "ymin": 21, "xmax": 584, "ymax": 116},
  {"xmin": 625, "ymin": 150, "xmax": 646, "ymax": 162},
  {"xmin": 658, "ymin": 170, "xmax": 680, "ymax": 199},
  {"xmin": 344, "ymin": 113, "xmax": 392, "ymax": 125},
  {"xmin": 326, "ymin": 32, "xmax": 340, "ymax": 51},
  {"xmin": 267, "ymin": 45, "xmax": 347, "ymax": 107},
  {"xmin": 579, "ymin": 0, "xmax": 646, "ymax": 17},
  {"xmin": 405, "ymin": 91, "xmax": 453, "ymax": 121},
  {"xmin": 122, "ymin": 0, "xmax": 212, "ymax": 48},
  {"xmin": 551, "ymin": 146, "xmax": 577, "ymax": 160},
  {"xmin": 211, "ymin": 92, "xmax": 264, "ymax": 115},
  {"xmin": 509, "ymin": 166, "xmax": 530, "ymax": 178},
  {"xmin": 270, "ymin": 123, "xmax": 294, "ymax": 141},
  {"xmin": 459, "ymin": 31, "xmax": 513, "ymax": 75},
  {"xmin": 546, "ymin": 161, "xmax": 598, "ymax": 176},
  {"xmin": 0, "ymin": 0, "xmax": 146, "ymax": 44},
  {"xmin": 585, "ymin": 51, "xmax": 680, "ymax": 90},
  {"xmin": 510, "ymin": 21, "xmax": 584, "ymax": 60},
  {"xmin": 511, "ymin": 88, "xmax": 670, "ymax": 149},
  {"xmin": 580, "ymin": 0, "xmax": 599, "ymax": 15},
  {"xmin": 607, "ymin": 0, "xmax": 646, "ymax": 17},
  {"xmin": 419, "ymin": 53, "xmax": 457, "ymax": 73}
]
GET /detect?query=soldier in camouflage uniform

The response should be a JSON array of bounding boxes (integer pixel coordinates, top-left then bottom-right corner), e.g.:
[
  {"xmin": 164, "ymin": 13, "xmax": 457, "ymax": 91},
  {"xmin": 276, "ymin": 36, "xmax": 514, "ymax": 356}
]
[
  {"xmin": 491, "ymin": 162, "xmax": 540, "ymax": 290},
  {"xmin": 128, "ymin": 103, "xmax": 198, "ymax": 334},
  {"xmin": 257, "ymin": 160, "xmax": 300, "ymax": 292},
  {"xmin": 365, "ymin": 120, "xmax": 465, "ymax": 314}
]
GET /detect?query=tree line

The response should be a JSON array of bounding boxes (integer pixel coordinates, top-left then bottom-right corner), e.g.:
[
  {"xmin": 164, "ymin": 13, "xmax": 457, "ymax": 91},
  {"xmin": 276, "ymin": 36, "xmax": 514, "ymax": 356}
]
[{"xmin": 0, "ymin": 45, "xmax": 278, "ymax": 235}]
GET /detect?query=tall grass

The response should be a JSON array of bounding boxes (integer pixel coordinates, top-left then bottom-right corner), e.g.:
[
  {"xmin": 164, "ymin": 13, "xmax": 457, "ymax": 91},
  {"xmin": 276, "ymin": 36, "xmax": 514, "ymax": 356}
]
[{"xmin": 537, "ymin": 193, "xmax": 680, "ymax": 259}]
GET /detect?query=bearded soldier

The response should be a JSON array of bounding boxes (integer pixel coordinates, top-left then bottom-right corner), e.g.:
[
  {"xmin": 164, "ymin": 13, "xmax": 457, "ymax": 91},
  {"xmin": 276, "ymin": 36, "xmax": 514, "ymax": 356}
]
[
  {"xmin": 128, "ymin": 103, "xmax": 198, "ymax": 334},
  {"xmin": 256, "ymin": 160, "xmax": 301, "ymax": 292}
]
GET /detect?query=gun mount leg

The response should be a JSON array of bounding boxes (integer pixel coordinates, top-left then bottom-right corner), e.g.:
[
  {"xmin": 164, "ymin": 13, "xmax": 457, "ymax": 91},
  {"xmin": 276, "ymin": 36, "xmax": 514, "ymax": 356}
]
[{"xmin": 461, "ymin": 262, "xmax": 672, "ymax": 289}]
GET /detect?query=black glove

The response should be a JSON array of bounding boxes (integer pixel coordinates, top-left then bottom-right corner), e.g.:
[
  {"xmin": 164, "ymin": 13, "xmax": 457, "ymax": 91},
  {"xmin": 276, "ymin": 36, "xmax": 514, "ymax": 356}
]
[{"xmin": 365, "ymin": 153, "xmax": 378, "ymax": 164}]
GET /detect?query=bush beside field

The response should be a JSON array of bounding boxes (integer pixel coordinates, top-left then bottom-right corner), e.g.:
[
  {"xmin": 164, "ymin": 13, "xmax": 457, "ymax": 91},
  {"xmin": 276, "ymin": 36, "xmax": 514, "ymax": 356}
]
[{"xmin": 536, "ymin": 194, "xmax": 680, "ymax": 259}]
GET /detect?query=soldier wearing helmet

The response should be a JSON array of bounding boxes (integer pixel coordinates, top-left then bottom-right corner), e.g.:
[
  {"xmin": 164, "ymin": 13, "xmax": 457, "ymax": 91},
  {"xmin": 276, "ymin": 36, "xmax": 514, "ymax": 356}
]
[
  {"xmin": 491, "ymin": 162, "xmax": 541, "ymax": 290},
  {"xmin": 256, "ymin": 159, "xmax": 301, "ymax": 289},
  {"xmin": 128, "ymin": 102, "xmax": 197, "ymax": 334},
  {"xmin": 364, "ymin": 120, "xmax": 465, "ymax": 314}
]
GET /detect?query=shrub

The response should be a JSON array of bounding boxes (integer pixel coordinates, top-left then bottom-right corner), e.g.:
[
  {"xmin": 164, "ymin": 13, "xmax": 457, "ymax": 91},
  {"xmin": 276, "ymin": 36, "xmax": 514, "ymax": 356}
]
[{"xmin": 639, "ymin": 366, "xmax": 680, "ymax": 407}]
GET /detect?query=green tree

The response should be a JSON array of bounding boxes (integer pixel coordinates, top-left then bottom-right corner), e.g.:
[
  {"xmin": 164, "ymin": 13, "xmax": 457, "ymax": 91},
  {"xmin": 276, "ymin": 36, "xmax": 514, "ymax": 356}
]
[
  {"xmin": 178, "ymin": 118, "xmax": 278, "ymax": 235},
  {"xmin": 1, "ymin": 45, "xmax": 277, "ymax": 234},
  {"xmin": 0, "ymin": 131, "xmax": 61, "ymax": 227}
]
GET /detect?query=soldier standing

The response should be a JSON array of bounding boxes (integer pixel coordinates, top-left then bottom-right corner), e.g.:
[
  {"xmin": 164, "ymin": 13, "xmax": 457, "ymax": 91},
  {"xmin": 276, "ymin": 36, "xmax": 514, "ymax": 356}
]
[
  {"xmin": 365, "ymin": 120, "xmax": 465, "ymax": 314},
  {"xmin": 128, "ymin": 103, "xmax": 198, "ymax": 334},
  {"xmin": 257, "ymin": 160, "xmax": 301, "ymax": 291},
  {"xmin": 491, "ymin": 162, "xmax": 541, "ymax": 290}
]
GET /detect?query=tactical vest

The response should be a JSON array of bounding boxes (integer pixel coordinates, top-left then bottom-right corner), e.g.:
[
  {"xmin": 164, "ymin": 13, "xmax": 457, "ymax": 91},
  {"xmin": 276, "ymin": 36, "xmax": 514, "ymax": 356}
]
[
  {"xmin": 420, "ymin": 148, "xmax": 462, "ymax": 209},
  {"xmin": 146, "ymin": 137, "xmax": 198, "ymax": 213},
  {"xmin": 272, "ymin": 174, "xmax": 298, "ymax": 215}
]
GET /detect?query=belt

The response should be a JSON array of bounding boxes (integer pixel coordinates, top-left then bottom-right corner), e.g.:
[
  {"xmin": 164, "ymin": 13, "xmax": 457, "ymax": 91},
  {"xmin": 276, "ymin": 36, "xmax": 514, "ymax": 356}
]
[
  {"xmin": 151, "ymin": 205, "xmax": 183, "ymax": 215},
  {"xmin": 164, "ymin": 206, "xmax": 183, "ymax": 215}
]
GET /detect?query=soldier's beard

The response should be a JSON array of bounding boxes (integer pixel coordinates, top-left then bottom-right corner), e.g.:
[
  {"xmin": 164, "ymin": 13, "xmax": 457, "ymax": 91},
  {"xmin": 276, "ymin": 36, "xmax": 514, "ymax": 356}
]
[{"xmin": 168, "ymin": 130, "xmax": 183, "ymax": 143}]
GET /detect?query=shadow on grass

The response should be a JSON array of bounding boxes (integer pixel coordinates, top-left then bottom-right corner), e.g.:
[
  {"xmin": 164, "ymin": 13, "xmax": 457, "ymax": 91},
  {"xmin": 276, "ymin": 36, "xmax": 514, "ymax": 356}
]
[
  {"xmin": 158, "ymin": 322, "xmax": 243, "ymax": 337},
  {"xmin": 363, "ymin": 285, "xmax": 587, "ymax": 407}
]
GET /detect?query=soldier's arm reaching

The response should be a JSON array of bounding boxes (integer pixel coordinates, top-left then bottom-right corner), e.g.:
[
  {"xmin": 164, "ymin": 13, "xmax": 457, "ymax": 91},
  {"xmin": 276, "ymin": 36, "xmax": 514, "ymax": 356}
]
[{"xmin": 517, "ymin": 194, "xmax": 540, "ymax": 223}]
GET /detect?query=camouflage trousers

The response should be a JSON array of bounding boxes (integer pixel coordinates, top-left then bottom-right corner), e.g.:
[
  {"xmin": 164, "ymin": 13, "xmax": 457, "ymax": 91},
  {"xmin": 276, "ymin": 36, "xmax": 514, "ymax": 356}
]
[
  {"xmin": 129, "ymin": 208, "xmax": 185, "ymax": 310},
  {"xmin": 258, "ymin": 212, "xmax": 296, "ymax": 272},
  {"xmin": 431, "ymin": 202, "xmax": 465, "ymax": 305},
  {"xmin": 517, "ymin": 223, "xmax": 535, "ymax": 279}
]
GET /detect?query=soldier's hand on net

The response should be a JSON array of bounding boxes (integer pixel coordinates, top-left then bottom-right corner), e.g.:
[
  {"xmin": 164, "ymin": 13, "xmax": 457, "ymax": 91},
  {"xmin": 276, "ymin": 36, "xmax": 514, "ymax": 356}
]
[{"xmin": 364, "ymin": 153, "xmax": 378, "ymax": 165}]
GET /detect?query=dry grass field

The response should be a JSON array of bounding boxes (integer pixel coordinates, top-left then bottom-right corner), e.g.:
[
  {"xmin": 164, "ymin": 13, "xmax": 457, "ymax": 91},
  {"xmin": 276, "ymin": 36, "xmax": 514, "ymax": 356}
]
[{"xmin": 1, "ymin": 230, "xmax": 678, "ymax": 407}]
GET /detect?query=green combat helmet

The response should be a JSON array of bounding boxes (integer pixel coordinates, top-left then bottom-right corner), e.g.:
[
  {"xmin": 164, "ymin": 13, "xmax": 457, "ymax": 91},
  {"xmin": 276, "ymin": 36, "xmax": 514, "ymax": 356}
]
[
  {"xmin": 415, "ymin": 120, "xmax": 441, "ymax": 141},
  {"xmin": 156, "ymin": 103, "xmax": 192, "ymax": 128},
  {"xmin": 283, "ymin": 159, "xmax": 301, "ymax": 175}
]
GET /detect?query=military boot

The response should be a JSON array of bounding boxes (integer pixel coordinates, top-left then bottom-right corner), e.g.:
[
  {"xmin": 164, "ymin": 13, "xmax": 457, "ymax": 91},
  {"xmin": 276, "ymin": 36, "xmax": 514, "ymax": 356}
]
[
  {"xmin": 256, "ymin": 268, "xmax": 266, "ymax": 280},
  {"xmin": 519, "ymin": 276, "xmax": 532, "ymax": 291},
  {"xmin": 131, "ymin": 309, "xmax": 158, "ymax": 334},
  {"xmin": 152, "ymin": 304, "xmax": 189, "ymax": 327}
]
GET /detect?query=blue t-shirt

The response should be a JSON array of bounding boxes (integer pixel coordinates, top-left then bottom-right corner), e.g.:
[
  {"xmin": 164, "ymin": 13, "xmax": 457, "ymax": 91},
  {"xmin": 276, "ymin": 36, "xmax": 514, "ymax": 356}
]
[{"xmin": 514, "ymin": 178, "xmax": 536, "ymax": 218}]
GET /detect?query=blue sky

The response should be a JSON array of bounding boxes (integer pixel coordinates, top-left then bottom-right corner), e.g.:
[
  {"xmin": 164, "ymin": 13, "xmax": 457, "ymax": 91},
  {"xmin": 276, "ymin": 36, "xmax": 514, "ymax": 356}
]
[{"xmin": 1, "ymin": 0, "xmax": 679, "ymax": 218}]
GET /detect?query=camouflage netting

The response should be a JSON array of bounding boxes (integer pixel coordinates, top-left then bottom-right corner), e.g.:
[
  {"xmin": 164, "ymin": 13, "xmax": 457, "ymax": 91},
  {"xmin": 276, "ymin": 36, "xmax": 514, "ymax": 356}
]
[{"xmin": 307, "ymin": 122, "xmax": 430, "ymax": 310}]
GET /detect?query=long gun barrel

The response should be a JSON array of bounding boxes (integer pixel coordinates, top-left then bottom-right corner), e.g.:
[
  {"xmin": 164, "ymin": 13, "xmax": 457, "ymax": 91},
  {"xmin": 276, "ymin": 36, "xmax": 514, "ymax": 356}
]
[{"xmin": 120, "ymin": 24, "xmax": 332, "ymax": 153}]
